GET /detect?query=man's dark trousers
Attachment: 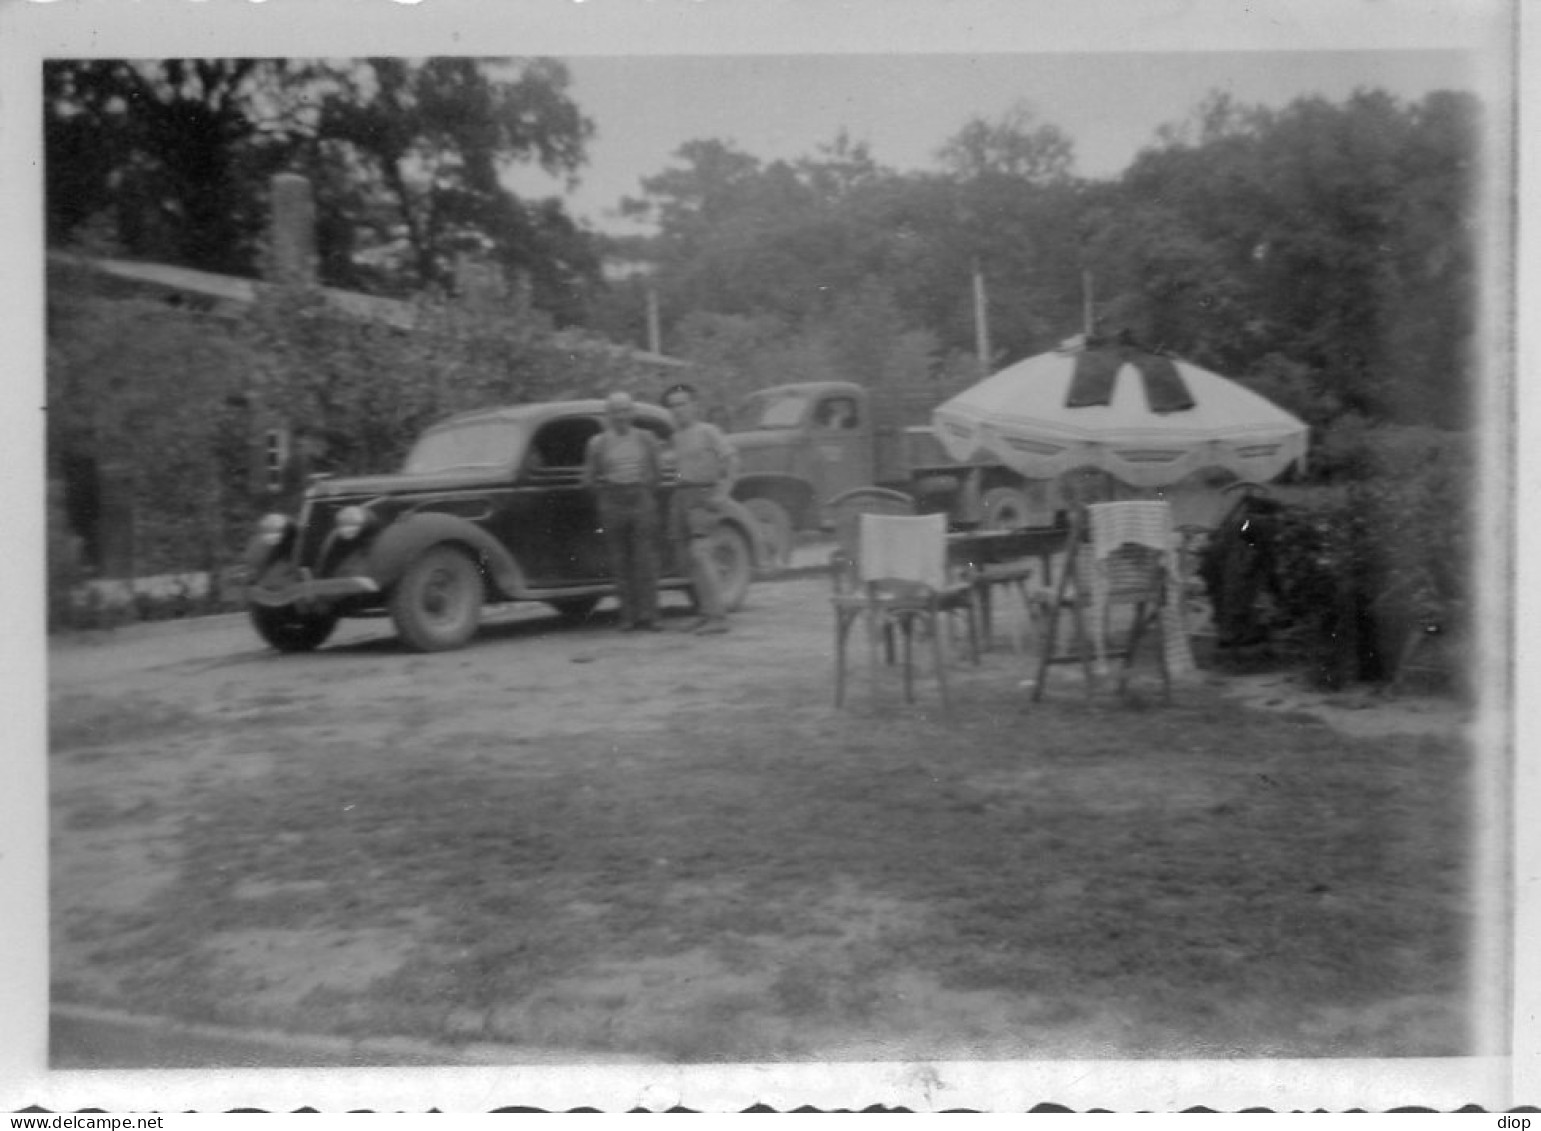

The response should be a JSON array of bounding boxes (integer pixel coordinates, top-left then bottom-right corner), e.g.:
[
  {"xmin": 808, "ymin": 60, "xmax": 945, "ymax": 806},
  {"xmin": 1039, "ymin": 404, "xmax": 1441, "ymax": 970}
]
[{"xmin": 598, "ymin": 484, "xmax": 660, "ymax": 628}]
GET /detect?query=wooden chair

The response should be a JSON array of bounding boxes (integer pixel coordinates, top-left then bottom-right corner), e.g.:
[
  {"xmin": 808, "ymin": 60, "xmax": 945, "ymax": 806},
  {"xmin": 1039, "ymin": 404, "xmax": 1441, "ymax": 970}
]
[
  {"xmin": 833, "ymin": 511, "xmax": 976, "ymax": 713},
  {"xmin": 1031, "ymin": 501, "xmax": 1177, "ymax": 703}
]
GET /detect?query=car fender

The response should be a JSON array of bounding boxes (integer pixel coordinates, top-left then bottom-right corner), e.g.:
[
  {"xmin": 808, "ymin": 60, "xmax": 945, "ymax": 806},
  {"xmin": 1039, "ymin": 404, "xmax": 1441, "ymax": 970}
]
[
  {"xmin": 242, "ymin": 532, "xmax": 290, "ymax": 582},
  {"xmin": 366, "ymin": 512, "xmax": 527, "ymax": 598}
]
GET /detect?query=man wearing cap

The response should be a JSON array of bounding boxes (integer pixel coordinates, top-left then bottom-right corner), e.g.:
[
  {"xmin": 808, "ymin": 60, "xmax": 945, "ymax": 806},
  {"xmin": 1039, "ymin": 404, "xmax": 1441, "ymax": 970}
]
[
  {"xmin": 662, "ymin": 382, "xmax": 740, "ymax": 634},
  {"xmin": 582, "ymin": 392, "xmax": 665, "ymax": 631}
]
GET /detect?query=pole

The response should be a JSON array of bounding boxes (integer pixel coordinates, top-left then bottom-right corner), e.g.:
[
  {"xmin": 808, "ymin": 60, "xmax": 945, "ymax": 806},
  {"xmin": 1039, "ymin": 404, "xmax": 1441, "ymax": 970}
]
[
  {"xmin": 645, "ymin": 282, "xmax": 662, "ymax": 355},
  {"xmin": 1082, "ymin": 268, "xmax": 1095, "ymax": 338},
  {"xmin": 972, "ymin": 258, "xmax": 991, "ymax": 376}
]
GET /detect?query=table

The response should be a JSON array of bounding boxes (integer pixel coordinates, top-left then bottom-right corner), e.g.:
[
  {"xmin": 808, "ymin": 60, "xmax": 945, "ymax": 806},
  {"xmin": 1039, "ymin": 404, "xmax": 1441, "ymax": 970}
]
[{"xmin": 947, "ymin": 526, "xmax": 1070, "ymax": 647}]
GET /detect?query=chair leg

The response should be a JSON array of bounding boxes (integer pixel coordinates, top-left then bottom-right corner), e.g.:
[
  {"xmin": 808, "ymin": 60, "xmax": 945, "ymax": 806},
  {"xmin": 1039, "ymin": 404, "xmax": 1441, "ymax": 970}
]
[
  {"xmin": 1006, "ymin": 580, "xmax": 1028, "ymax": 655},
  {"xmin": 1120, "ymin": 601, "xmax": 1149, "ymax": 697},
  {"xmin": 929, "ymin": 611, "xmax": 952, "ymax": 715},
  {"xmin": 1073, "ymin": 597, "xmax": 1094, "ymax": 698},
  {"xmin": 866, "ymin": 608, "xmax": 882, "ymax": 704},
  {"xmin": 901, "ymin": 615, "xmax": 916, "ymax": 703},
  {"xmin": 834, "ymin": 607, "xmax": 855, "ymax": 708},
  {"xmin": 1032, "ymin": 597, "xmax": 1063, "ymax": 703}
]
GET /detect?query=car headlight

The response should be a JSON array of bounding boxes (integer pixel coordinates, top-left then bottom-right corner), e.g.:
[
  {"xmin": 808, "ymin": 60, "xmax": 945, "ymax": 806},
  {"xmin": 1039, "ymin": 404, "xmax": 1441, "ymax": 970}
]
[
  {"xmin": 257, "ymin": 513, "xmax": 293, "ymax": 547},
  {"xmin": 335, "ymin": 505, "xmax": 369, "ymax": 540}
]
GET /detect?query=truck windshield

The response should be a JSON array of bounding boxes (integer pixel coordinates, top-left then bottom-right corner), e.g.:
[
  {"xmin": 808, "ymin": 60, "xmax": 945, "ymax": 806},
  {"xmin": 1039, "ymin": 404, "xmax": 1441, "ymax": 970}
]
[
  {"xmin": 403, "ymin": 421, "xmax": 522, "ymax": 473},
  {"xmin": 734, "ymin": 391, "xmax": 810, "ymax": 430}
]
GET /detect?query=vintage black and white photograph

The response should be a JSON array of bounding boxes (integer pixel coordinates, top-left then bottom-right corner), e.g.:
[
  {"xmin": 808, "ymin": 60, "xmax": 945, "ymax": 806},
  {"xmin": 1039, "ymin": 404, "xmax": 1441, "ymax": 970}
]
[{"xmin": 2, "ymin": 0, "xmax": 1526, "ymax": 1113}]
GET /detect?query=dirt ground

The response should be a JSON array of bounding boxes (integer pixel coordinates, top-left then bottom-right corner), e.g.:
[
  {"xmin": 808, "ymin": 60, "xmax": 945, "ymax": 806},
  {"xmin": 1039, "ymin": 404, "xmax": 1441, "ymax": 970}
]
[{"xmin": 46, "ymin": 569, "xmax": 1484, "ymax": 1068}]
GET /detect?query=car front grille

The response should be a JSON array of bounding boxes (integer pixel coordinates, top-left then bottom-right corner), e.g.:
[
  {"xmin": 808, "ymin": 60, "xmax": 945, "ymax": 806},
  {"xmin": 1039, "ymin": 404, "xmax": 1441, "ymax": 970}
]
[{"xmin": 292, "ymin": 497, "xmax": 346, "ymax": 567}]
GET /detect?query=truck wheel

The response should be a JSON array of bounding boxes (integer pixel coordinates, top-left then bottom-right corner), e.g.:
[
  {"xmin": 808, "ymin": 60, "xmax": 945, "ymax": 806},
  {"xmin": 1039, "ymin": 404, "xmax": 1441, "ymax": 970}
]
[
  {"xmin": 980, "ymin": 486, "xmax": 1034, "ymax": 531},
  {"xmin": 249, "ymin": 604, "xmax": 339, "ymax": 653},
  {"xmin": 389, "ymin": 545, "xmax": 484, "ymax": 652},
  {"xmin": 743, "ymin": 497, "xmax": 794, "ymax": 567},
  {"xmin": 702, "ymin": 523, "xmax": 754, "ymax": 611},
  {"xmin": 548, "ymin": 596, "xmax": 599, "ymax": 625}
]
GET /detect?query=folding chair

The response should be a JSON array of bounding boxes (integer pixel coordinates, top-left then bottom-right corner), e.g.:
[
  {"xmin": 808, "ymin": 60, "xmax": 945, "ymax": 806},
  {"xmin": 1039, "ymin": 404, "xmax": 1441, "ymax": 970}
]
[
  {"xmin": 833, "ymin": 511, "xmax": 976, "ymax": 712},
  {"xmin": 1031, "ymin": 501, "xmax": 1182, "ymax": 702}
]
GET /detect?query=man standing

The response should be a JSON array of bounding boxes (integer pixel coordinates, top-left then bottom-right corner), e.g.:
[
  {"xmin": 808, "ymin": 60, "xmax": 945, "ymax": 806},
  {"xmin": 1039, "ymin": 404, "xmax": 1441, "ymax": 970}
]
[
  {"xmin": 662, "ymin": 382, "xmax": 740, "ymax": 634},
  {"xmin": 582, "ymin": 392, "xmax": 664, "ymax": 631}
]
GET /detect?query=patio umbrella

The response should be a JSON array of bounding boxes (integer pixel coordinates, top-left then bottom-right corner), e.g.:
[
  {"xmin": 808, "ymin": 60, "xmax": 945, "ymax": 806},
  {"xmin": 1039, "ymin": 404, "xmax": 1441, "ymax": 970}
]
[{"xmin": 931, "ymin": 338, "xmax": 1308, "ymax": 490}]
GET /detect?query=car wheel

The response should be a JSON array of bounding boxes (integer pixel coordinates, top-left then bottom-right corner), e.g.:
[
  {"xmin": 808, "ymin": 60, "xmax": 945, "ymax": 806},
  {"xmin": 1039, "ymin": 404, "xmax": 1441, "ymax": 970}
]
[
  {"xmin": 548, "ymin": 595, "xmax": 600, "ymax": 625},
  {"xmin": 980, "ymin": 486, "xmax": 1035, "ymax": 530},
  {"xmin": 742, "ymin": 497, "xmax": 794, "ymax": 568},
  {"xmin": 249, "ymin": 604, "xmax": 339, "ymax": 653},
  {"xmin": 389, "ymin": 544, "xmax": 484, "ymax": 652},
  {"xmin": 701, "ymin": 522, "xmax": 754, "ymax": 611}
]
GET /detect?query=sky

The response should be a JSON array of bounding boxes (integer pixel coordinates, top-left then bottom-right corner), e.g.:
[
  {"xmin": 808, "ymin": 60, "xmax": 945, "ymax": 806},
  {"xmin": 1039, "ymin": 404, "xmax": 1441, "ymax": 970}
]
[{"xmin": 527, "ymin": 49, "xmax": 1485, "ymax": 233}]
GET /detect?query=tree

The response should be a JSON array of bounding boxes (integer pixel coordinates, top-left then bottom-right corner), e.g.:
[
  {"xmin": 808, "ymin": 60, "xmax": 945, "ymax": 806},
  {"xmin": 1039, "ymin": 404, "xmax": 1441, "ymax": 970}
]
[
  {"xmin": 44, "ymin": 56, "xmax": 602, "ymax": 323},
  {"xmin": 936, "ymin": 101, "xmax": 1076, "ymax": 185},
  {"xmin": 1086, "ymin": 87, "xmax": 1481, "ymax": 424},
  {"xmin": 43, "ymin": 59, "xmax": 291, "ymax": 274},
  {"xmin": 307, "ymin": 58, "xmax": 599, "ymax": 315}
]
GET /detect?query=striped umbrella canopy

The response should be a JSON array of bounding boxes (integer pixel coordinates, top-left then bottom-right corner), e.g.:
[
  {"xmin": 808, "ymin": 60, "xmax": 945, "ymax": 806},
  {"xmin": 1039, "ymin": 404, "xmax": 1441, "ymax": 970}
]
[{"xmin": 932, "ymin": 340, "xmax": 1308, "ymax": 489}]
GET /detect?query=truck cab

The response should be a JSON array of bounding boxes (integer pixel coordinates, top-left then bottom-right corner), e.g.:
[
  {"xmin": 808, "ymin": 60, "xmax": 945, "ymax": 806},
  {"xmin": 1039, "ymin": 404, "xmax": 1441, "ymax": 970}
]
[
  {"xmin": 727, "ymin": 379, "xmax": 1064, "ymax": 565},
  {"xmin": 728, "ymin": 382, "xmax": 875, "ymax": 558}
]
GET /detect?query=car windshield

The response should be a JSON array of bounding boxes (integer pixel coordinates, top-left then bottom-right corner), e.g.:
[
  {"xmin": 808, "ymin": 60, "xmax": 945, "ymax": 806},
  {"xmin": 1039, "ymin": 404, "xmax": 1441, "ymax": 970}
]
[
  {"xmin": 403, "ymin": 421, "xmax": 522, "ymax": 473},
  {"xmin": 733, "ymin": 391, "xmax": 810, "ymax": 431}
]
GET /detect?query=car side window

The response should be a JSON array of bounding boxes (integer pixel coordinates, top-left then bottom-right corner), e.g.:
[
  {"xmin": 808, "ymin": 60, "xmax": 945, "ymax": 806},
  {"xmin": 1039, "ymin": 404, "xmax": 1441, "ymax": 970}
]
[{"xmin": 529, "ymin": 417, "xmax": 603, "ymax": 470}]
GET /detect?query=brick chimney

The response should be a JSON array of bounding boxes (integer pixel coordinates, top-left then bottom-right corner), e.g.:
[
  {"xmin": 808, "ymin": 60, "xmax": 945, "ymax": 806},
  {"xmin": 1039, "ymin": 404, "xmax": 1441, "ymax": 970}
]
[{"xmin": 268, "ymin": 172, "xmax": 317, "ymax": 285}]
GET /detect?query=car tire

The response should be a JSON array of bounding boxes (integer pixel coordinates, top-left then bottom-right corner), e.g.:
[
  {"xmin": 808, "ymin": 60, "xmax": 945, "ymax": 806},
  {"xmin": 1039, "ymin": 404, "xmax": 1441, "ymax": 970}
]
[
  {"xmin": 389, "ymin": 544, "xmax": 484, "ymax": 652},
  {"xmin": 742, "ymin": 497, "xmax": 794, "ymax": 568},
  {"xmin": 701, "ymin": 522, "xmax": 754, "ymax": 612},
  {"xmin": 548, "ymin": 596, "xmax": 600, "ymax": 625},
  {"xmin": 980, "ymin": 486, "xmax": 1035, "ymax": 531},
  {"xmin": 249, "ymin": 604, "xmax": 339, "ymax": 653}
]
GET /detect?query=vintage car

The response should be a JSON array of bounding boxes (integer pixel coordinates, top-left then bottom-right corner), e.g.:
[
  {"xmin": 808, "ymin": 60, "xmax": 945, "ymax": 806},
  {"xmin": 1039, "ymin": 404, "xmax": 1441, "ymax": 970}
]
[{"xmin": 244, "ymin": 399, "xmax": 764, "ymax": 652}]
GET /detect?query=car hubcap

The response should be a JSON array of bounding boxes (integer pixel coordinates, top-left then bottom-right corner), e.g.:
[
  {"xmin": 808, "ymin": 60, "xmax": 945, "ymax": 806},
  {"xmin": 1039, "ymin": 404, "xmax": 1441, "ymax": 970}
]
[{"xmin": 424, "ymin": 569, "xmax": 460, "ymax": 619}]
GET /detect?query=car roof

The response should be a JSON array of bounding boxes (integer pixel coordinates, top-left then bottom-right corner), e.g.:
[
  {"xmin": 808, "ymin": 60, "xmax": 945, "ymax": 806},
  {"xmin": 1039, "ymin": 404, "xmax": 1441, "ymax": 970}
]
[
  {"xmin": 423, "ymin": 399, "xmax": 673, "ymax": 432},
  {"xmin": 743, "ymin": 381, "xmax": 860, "ymax": 398}
]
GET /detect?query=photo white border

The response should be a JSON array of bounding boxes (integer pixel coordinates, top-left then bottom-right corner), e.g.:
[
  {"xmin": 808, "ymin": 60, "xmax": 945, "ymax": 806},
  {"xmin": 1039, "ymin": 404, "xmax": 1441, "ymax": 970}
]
[{"xmin": 0, "ymin": 0, "xmax": 1527, "ymax": 1112}]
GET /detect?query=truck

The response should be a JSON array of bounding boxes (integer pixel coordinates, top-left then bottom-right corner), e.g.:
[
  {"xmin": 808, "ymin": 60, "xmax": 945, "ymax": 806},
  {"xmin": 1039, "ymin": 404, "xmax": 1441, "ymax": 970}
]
[{"xmin": 724, "ymin": 380, "xmax": 1064, "ymax": 563}]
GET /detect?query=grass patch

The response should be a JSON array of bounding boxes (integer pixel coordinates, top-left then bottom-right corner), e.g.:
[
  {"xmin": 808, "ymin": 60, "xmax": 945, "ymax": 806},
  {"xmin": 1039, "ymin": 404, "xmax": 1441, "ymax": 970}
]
[{"xmin": 61, "ymin": 675, "xmax": 1475, "ymax": 1061}]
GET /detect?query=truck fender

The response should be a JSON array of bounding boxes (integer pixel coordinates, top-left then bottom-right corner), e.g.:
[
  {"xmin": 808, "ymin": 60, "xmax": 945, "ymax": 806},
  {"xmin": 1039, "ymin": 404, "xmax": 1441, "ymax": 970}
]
[
  {"xmin": 710, "ymin": 497, "xmax": 771, "ymax": 570},
  {"xmin": 367, "ymin": 512, "xmax": 527, "ymax": 598},
  {"xmin": 731, "ymin": 474, "xmax": 816, "ymax": 530}
]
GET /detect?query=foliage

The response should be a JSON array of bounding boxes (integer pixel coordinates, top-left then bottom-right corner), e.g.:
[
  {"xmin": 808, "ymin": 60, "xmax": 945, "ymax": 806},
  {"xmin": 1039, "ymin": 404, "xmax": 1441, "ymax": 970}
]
[
  {"xmin": 44, "ymin": 59, "xmax": 292, "ymax": 276},
  {"xmin": 1267, "ymin": 428, "xmax": 1473, "ymax": 688},
  {"xmin": 47, "ymin": 479, "xmax": 86, "ymax": 632},
  {"xmin": 47, "ymin": 268, "xmax": 675, "ymax": 625},
  {"xmin": 47, "ymin": 284, "xmax": 257, "ymax": 579},
  {"xmin": 243, "ymin": 284, "xmax": 673, "ymax": 482},
  {"xmin": 616, "ymin": 86, "xmax": 1479, "ymax": 436},
  {"xmin": 43, "ymin": 57, "xmax": 599, "ymax": 322},
  {"xmin": 1096, "ymin": 89, "xmax": 1481, "ymax": 427},
  {"xmin": 936, "ymin": 101, "xmax": 1075, "ymax": 185}
]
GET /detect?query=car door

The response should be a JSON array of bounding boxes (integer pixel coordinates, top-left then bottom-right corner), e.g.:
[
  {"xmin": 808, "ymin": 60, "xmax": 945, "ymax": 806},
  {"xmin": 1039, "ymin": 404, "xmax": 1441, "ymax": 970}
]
[{"xmin": 505, "ymin": 413, "xmax": 610, "ymax": 585}]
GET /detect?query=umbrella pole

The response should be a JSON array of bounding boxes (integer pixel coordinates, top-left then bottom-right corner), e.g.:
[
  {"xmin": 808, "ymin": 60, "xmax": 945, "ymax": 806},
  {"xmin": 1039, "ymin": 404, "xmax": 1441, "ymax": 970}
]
[{"xmin": 972, "ymin": 258, "xmax": 992, "ymax": 375}]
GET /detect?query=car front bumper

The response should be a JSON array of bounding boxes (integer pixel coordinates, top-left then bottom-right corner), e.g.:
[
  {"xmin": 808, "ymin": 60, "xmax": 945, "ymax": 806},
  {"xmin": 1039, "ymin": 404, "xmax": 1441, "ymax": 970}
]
[{"xmin": 247, "ymin": 575, "xmax": 381, "ymax": 610}]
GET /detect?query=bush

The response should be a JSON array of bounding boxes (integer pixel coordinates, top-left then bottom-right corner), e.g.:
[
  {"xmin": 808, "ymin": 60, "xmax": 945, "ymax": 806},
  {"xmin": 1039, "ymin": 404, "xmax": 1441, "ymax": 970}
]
[{"xmin": 1266, "ymin": 429, "xmax": 1472, "ymax": 689}]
